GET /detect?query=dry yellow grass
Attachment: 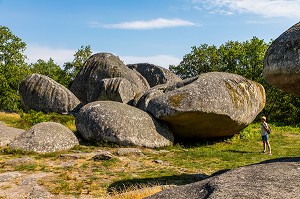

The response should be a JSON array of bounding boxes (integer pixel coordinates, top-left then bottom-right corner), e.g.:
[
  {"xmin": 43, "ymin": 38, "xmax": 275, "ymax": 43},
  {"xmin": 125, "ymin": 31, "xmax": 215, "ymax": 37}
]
[
  {"xmin": 0, "ymin": 112, "xmax": 20, "ymax": 124},
  {"xmin": 108, "ymin": 185, "xmax": 163, "ymax": 199}
]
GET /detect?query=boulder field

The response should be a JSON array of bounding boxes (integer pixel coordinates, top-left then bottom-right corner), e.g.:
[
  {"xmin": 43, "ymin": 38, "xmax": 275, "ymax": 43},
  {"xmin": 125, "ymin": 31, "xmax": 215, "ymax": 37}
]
[{"xmin": 18, "ymin": 52, "xmax": 266, "ymax": 146}]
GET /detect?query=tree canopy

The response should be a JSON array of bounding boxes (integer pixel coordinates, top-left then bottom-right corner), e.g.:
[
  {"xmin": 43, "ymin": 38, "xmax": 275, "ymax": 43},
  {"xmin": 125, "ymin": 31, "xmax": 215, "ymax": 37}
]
[
  {"xmin": 0, "ymin": 26, "xmax": 30, "ymax": 110},
  {"xmin": 0, "ymin": 26, "xmax": 92, "ymax": 111}
]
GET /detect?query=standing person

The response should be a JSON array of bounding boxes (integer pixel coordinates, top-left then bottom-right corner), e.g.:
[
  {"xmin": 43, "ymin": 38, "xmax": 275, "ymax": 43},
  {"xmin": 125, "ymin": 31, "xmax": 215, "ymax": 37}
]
[{"xmin": 260, "ymin": 116, "xmax": 271, "ymax": 155}]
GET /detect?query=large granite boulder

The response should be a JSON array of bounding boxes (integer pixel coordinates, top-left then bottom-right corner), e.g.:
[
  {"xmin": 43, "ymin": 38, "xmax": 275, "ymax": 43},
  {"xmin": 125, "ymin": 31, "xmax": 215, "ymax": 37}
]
[
  {"xmin": 127, "ymin": 63, "xmax": 182, "ymax": 87},
  {"xmin": 9, "ymin": 122, "xmax": 79, "ymax": 153},
  {"xmin": 139, "ymin": 72, "xmax": 265, "ymax": 140},
  {"xmin": 70, "ymin": 53, "xmax": 150, "ymax": 104},
  {"xmin": 0, "ymin": 123, "xmax": 24, "ymax": 147},
  {"xmin": 263, "ymin": 22, "xmax": 300, "ymax": 96},
  {"xmin": 133, "ymin": 77, "xmax": 199, "ymax": 111},
  {"xmin": 76, "ymin": 101, "xmax": 174, "ymax": 148},
  {"xmin": 88, "ymin": 77, "xmax": 135, "ymax": 104},
  {"xmin": 19, "ymin": 74, "xmax": 81, "ymax": 114},
  {"xmin": 146, "ymin": 157, "xmax": 300, "ymax": 199}
]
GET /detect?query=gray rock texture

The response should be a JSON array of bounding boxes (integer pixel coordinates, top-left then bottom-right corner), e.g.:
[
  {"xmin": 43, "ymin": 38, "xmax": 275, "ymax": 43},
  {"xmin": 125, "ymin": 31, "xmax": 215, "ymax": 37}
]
[
  {"xmin": 76, "ymin": 101, "xmax": 174, "ymax": 148},
  {"xmin": 127, "ymin": 63, "xmax": 182, "ymax": 87},
  {"xmin": 91, "ymin": 77, "xmax": 135, "ymax": 104},
  {"xmin": 133, "ymin": 77, "xmax": 198, "ymax": 111},
  {"xmin": 141, "ymin": 72, "xmax": 265, "ymax": 139},
  {"xmin": 9, "ymin": 122, "xmax": 79, "ymax": 153},
  {"xmin": 70, "ymin": 53, "xmax": 150, "ymax": 104},
  {"xmin": 0, "ymin": 172, "xmax": 53, "ymax": 199},
  {"xmin": 19, "ymin": 73, "xmax": 81, "ymax": 114},
  {"xmin": 0, "ymin": 124, "xmax": 24, "ymax": 147},
  {"xmin": 146, "ymin": 158, "xmax": 300, "ymax": 199},
  {"xmin": 263, "ymin": 22, "xmax": 300, "ymax": 96}
]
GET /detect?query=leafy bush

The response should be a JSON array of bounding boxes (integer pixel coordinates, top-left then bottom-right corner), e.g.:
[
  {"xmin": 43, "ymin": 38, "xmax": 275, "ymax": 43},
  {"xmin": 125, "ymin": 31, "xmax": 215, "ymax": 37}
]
[
  {"xmin": 20, "ymin": 110, "xmax": 48, "ymax": 125},
  {"xmin": 20, "ymin": 110, "xmax": 75, "ymax": 129},
  {"xmin": 239, "ymin": 124, "xmax": 260, "ymax": 140}
]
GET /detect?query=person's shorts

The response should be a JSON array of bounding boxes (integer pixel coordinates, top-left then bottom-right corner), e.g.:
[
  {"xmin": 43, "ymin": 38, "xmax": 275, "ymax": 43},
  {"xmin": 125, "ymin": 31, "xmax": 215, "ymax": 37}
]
[{"xmin": 262, "ymin": 134, "xmax": 269, "ymax": 142}]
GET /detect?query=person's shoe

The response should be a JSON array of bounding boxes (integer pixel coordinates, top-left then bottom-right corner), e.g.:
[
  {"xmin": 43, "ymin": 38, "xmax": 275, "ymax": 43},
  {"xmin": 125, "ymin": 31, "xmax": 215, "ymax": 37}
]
[
  {"xmin": 260, "ymin": 151, "xmax": 266, "ymax": 154},
  {"xmin": 268, "ymin": 152, "xmax": 272, "ymax": 155}
]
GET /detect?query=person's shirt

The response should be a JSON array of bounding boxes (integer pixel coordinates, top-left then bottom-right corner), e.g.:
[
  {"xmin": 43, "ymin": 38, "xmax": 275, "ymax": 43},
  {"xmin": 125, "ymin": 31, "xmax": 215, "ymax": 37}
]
[{"xmin": 260, "ymin": 121, "xmax": 269, "ymax": 136}]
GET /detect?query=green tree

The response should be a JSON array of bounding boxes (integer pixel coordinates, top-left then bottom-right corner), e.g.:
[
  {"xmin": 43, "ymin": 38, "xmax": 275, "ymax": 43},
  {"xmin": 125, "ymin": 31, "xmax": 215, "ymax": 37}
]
[
  {"xmin": 29, "ymin": 58, "xmax": 71, "ymax": 87},
  {"xmin": 0, "ymin": 26, "xmax": 30, "ymax": 111},
  {"xmin": 170, "ymin": 37, "xmax": 268, "ymax": 82},
  {"xmin": 63, "ymin": 45, "xmax": 92, "ymax": 81},
  {"xmin": 170, "ymin": 44, "xmax": 220, "ymax": 79}
]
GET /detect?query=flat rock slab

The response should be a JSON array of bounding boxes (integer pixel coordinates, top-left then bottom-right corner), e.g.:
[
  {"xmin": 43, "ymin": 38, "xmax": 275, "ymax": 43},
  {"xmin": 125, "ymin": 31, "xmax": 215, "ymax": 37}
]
[
  {"xmin": 0, "ymin": 172, "xmax": 53, "ymax": 199},
  {"xmin": 146, "ymin": 157, "xmax": 300, "ymax": 199}
]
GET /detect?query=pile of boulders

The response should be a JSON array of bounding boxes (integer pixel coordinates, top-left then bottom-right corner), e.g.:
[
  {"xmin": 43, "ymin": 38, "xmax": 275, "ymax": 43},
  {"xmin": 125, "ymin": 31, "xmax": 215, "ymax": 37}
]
[{"xmin": 12, "ymin": 52, "xmax": 266, "ymax": 153}]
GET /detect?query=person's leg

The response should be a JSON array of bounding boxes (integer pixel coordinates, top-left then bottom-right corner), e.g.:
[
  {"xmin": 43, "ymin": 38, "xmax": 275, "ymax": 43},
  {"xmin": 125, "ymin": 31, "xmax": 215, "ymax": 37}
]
[
  {"xmin": 262, "ymin": 140, "xmax": 266, "ymax": 153},
  {"xmin": 262, "ymin": 141, "xmax": 266, "ymax": 153},
  {"xmin": 266, "ymin": 141, "xmax": 271, "ymax": 154}
]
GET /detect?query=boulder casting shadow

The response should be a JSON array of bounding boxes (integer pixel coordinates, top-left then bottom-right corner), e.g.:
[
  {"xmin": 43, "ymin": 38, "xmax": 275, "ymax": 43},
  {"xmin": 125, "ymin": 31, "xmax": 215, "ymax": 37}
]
[
  {"xmin": 145, "ymin": 157, "xmax": 300, "ymax": 199},
  {"xmin": 107, "ymin": 173, "xmax": 210, "ymax": 193}
]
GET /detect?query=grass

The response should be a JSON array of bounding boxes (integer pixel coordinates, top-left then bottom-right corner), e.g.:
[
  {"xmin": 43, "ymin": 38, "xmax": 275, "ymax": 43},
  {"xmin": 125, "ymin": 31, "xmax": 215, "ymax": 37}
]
[
  {"xmin": 0, "ymin": 112, "xmax": 299, "ymax": 198},
  {"xmin": 0, "ymin": 111, "xmax": 76, "ymax": 131}
]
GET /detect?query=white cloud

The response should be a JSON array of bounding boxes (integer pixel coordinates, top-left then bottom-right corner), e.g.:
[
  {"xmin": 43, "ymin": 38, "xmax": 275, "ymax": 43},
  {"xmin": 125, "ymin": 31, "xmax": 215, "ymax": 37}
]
[
  {"xmin": 120, "ymin": 55, "xmax": 181, "ymax": 68},
  {"xmin": 195, "ymin": 0, "xmax": 300, "ymax": 18},
  {"xmin": 25, "ymin": 44, "xmax": 75, "ymax": 66},
  {"xmin": 90, "ymin": 18, "xmax": 196, "ymax": 30}
]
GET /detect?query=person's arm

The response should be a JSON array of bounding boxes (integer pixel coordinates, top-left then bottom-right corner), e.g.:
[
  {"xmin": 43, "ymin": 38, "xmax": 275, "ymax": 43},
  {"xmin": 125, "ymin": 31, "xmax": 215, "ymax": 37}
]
[{"xmin": 263, "ymin": 122, "xmax": 269, "ymax": 131}]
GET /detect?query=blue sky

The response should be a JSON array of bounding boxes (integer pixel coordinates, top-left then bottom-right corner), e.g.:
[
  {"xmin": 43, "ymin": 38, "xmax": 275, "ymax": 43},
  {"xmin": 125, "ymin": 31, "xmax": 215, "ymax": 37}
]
[{"xmin": 0, "ymin": 0, "xmax": 299, "ymax": 68}]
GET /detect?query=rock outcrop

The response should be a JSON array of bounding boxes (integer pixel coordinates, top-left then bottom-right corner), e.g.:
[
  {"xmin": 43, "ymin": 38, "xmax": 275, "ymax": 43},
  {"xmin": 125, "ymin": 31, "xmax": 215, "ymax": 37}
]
[
  {"xmin": 70, "ymin": 53, "xmax": 150, "ymax": 104},
  {"xmin": 263, "ymin": 22, "xmax": 300, "ymax": 96},
  {"xmin": 146, "ymin": 158, "xmax": 300, "ymax": 199},
  {"xmin": 90, "ymin": 77, "xmax": 135, "ymax": 104},
  {"xmin": 127, "ymin": 63, "xmax": 182, "ymax": 87},
  {"xmin": 19, "ymin": 74, "xmax": 81, "ymax": 114},
  {"xmin": 9, "ymin": 122, "xmax": 79, "ymax": 153},
  {"xmin": 138, "ymin": 72, "xmax": 265, "ymax": 140},
  {"xmin": 76, "ymin": 101, "xmax": 174, "ymax": 148}
]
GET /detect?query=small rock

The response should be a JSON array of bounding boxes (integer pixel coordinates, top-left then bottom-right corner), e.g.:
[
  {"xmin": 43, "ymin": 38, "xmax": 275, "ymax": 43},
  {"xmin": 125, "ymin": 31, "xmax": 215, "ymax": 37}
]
[
  {"xmin": 0, "ymin": 172, "xmax": 21, "ymax": 182},
  {"xmin": 91, "ymin": 151, "xmax": 113, "ymax": 161},
  {"xmin": 117, "ymin": 148, "xmax": 144, "ymax": 156},
  {"xmin": 4, "ymin": 157, "xmax": 35, "ymax": 166},
  {"xmin": 154, "ymin": 160, "xmax": 164, "ymax": 164}
]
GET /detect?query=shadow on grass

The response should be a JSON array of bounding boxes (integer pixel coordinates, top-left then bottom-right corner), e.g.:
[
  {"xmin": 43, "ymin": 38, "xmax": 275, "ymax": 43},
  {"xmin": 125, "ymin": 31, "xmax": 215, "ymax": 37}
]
[
  {"xmin": 257, "ymin": 156, "xmax": 300, "ymax": 164},
  {"xmin": 107, "ymin": 173, "xmax": 209, "ymax": 193},
  {"xmin": 108, "ymin": 157, "xmax": 300, "ymax": 193}
]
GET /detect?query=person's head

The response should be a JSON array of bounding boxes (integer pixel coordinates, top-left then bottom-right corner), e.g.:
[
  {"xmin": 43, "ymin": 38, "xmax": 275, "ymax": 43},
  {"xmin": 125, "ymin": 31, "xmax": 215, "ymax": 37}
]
[{"xmin": 261, "ymin": 116, "xmax": 266, "ymax": 122}]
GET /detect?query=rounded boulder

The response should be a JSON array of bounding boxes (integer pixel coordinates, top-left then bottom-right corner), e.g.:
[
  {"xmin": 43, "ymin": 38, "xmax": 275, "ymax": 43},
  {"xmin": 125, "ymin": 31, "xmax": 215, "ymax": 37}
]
[
  {"xmin": 70, "ymin": 53, "xmax": 150, "ymax": 104},
  {"xmin": 263, "ymin": 22, "xmax": 300, "ymax": 96},
  {"xmin": 88, "ymin": 77, "xmax": 135, "ymax": 104},
  {"xmin": 9, "ymin": 122, "xmax": 79, "ymax": 153},
  {"xmin": 19, "ymin": 74, "xmax": 81, "ymax": 114},
  {"xmin": 127, "ymin": 63, "xmax": 182, "ymax": 87},
  {"xmin": 146, "ymin": 72, "xmax": 265, "ymax": 140},
  {"xmin": 76, "ymin": 101, "xmax": 174, "ymax": 148}
]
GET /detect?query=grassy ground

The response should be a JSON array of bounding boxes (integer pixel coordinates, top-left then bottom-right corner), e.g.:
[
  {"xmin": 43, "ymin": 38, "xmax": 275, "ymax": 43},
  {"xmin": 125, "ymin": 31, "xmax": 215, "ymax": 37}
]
[{"xmin": 0, "ymin": 112, "xmax": 299, "ymax": 198}]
